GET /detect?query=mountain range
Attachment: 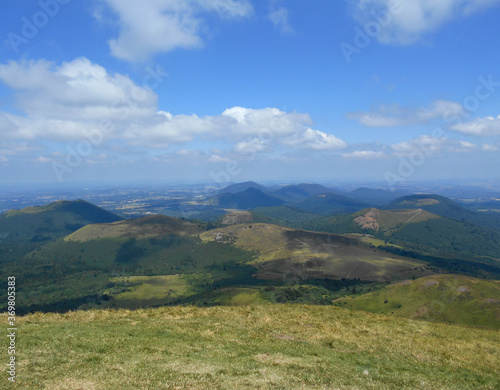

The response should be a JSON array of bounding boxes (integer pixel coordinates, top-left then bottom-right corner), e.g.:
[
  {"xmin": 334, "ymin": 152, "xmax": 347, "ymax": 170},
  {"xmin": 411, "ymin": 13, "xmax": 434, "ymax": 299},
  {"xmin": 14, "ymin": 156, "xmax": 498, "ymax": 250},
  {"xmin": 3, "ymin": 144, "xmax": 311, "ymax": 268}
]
[{"xmin": 1, "ymin": 183, "xmax": 499, "ymax": 329}]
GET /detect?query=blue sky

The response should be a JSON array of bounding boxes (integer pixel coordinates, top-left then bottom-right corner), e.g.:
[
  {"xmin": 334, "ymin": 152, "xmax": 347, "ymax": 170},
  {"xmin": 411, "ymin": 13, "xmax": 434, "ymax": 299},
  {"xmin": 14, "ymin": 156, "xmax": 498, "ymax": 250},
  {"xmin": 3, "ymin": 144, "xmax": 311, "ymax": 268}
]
[{"xmin": 1, "ymin": 0, "xmax": 500, "ymax": 187}]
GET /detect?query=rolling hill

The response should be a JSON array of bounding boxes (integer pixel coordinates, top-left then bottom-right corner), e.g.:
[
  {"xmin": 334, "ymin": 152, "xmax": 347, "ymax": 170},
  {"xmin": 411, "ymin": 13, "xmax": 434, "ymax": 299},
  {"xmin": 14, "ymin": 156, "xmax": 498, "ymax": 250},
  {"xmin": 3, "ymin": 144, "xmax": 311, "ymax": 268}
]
[
  {"xmin": 200, "ymin": 223, "xmax": 431, "ymax": 282},
  {"xmin": 2, "ymin": 213, "xmax": 257, "ymax": 314},
  {"xmin": 208, "ymin": 187, "xmax": 285, "ymax": 209},
  {"xmin": 218, "ymin": 181, "xmax": 268, "ymax": 194},
  {"xmin": 0, "ymin": 199, "xmax": 122, "ymax": 243},
  {"xmin": 1, "ymin": 208, "xmax": 437, "ymax": 313},
  {"xmin": 1, "ymin": 197, "xmax": 500, "ymax": 331},
  {"xmin": 388, "ymin": 194, "xmax": 500, "ymax": 231},
  {"xmin": 320, "ymin": 207, "xmax": 500, "ymax": 263},
  {"xmin": 65, "ymin": 214, "xmax": 205, "ymax": 242},
  {"xmin": 0, "ymin": 199, "xmax": 122, "ymax": 263},
  {"xmin": 334, "ymin": 274, "xmax": 500, "ymax": 328}
]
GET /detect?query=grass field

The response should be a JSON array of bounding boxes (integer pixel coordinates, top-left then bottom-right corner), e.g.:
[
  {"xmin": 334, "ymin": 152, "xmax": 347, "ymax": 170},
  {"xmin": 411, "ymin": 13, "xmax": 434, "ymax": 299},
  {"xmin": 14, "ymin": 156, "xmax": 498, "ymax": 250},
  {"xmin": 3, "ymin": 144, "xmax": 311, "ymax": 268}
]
[
  {"xmin": 334, "ymin": 274, "xmax": 500, "ymax": 329},
  {"xmin": 13, "ymin": 304, "xmax": 500, "ymax": 389},
  {"xmin": 102, "ymin": 274, "xmax": 214, "ymax": 309}
]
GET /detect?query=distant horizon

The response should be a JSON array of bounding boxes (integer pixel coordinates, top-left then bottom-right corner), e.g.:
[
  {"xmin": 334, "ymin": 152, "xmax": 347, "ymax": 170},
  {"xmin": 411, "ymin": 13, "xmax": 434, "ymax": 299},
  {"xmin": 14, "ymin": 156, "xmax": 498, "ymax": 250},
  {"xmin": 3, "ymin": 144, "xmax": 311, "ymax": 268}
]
[{"xmin": 2, "ymin": 177, "xmax": 500, "ymax": 194}]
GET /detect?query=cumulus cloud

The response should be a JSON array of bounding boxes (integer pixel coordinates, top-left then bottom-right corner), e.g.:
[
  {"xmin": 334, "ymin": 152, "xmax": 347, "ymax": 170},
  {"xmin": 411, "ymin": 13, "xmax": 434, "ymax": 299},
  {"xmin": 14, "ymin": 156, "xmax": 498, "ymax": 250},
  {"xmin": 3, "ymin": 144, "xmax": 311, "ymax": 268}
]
[
  {"xmin": 449, "ymin": 115, "xmax": 500, "ymax": 136},
  {"xmin": 347, "ymin": 100, "xmax": 463, "ymax": 127},
  {"xmin": 0, "ymin": 58, "xmax": 346, "ymax": 156},
  {"xmin": 97, "ymin": 0, "xmax": 253, "ymax": 62},
  {"xmin": 352, "ymin": 0, "xmax": 500, "ymax": 45},
  {"xmin": 0, "ymin": 57, "xmax": 156, "ymax": 142}
]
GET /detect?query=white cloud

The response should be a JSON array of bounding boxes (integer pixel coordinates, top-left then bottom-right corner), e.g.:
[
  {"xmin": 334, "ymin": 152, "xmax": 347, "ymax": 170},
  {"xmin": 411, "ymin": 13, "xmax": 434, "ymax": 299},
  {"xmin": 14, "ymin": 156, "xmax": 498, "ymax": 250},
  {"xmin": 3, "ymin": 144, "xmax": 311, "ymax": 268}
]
[
  {"xmin": 0, "ymin": 58, "xmax": 346, "ymax": 155},
  {"xmin": 98, "ymin": 0, "xmax": 253, "ymax": 62},
  {"xmin": 389, "ymin": 136, "xmax": 486, "ymax": 155},
  {"xmin": 0, "ymin": 58, "xmax": 156, "ymax": 142},
  {"xmin": 352, "ymin": 0, "xmax": 500, "ymax": 45},
  {"xmin": 390, "ymin": 135, "xmax": 449, "ymax": 156},
  {"xmin": 269, "ymin": 6, "xmax": 292, "ymax": 34},
  {"xmin": 282, "ymin": 128, "xmax": 347, "ymax": 150},
  {"xmin": 348, "ymin": 100, "xmax": 463, "ymax": 127},
  {"xmin": 342, "ymin": 150, "xmax": 385, "ymax": 159},
  {"xmin": 449, "ymin": 115, "xmax": 500, "ymax": 136},
  {"xmin": 482, "ymin": 143, "xmax": 499, "ymax": 151},
  {"xmin": 458, "ymin": 141, "xmax": 477, "ymax": 149},
  {"xmin": 234, "ymin": 138, "xmax": 268, "ymax": 154}
]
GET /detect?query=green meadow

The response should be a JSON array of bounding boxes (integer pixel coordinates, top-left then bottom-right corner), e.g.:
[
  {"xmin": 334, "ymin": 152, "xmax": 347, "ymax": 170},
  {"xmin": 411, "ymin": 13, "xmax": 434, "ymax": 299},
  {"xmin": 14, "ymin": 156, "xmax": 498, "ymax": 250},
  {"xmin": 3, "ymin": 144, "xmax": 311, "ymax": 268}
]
[{"xmin": 14, "ymin": 304, "xmax": 500, "ymax": 389}]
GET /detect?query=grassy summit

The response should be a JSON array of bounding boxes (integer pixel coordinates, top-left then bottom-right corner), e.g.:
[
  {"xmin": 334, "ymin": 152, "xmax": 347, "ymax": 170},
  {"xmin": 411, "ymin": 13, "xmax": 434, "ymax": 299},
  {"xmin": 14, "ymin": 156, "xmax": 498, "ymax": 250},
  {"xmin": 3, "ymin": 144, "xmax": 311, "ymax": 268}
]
[{"xmin": 16, "ymin": 304, "xmax": 500, "ymax": 389}]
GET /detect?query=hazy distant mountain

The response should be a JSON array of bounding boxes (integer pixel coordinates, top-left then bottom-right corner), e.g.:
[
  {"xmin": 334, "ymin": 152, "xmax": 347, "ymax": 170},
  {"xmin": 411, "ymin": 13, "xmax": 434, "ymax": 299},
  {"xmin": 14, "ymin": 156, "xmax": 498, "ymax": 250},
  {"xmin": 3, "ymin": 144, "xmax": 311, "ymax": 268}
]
[
  {"xmin": 210, "ymin": 188, "xmax": 285, "ymax": 210},
  {"xmin": 348, "ymin": 188, "xmax": 410, "ymax": 207},
  {"xmin": 273, "ymin": 183, "xmax": 334, "ymax": 203},
  {"xmin": 296, "ymin": 193, "xmax": 371, "ymax": 215},
  {"xmin": 218, "ymin": 181, "xmax": 268, "ymax": 194}
]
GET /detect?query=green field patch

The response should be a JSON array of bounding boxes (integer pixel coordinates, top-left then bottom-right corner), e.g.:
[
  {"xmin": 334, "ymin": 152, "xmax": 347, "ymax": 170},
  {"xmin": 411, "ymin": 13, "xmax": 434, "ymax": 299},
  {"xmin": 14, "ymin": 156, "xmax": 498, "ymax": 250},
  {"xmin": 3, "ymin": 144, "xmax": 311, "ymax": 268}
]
[
  {"xmin": 211, "ymin": 287, "xmax": 265, "ymax": 305},
  {"xmin": 104, "ymin": 274, "xmax": 213, "ymax": 308}
]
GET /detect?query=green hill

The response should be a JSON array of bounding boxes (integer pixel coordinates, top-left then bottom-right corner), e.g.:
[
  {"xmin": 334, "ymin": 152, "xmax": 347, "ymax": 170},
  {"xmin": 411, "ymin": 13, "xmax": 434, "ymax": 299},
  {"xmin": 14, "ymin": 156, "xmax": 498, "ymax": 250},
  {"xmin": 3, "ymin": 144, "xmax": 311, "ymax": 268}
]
[
  {"xmin": 1, "ymin": 209, "xmax": 436, "ymax": 313},
  {"xmin": 388, "ymin": 194, "xmax": 500, "ymax": 231},
  {"xmin": 16, "ymin": 304, "xmax": 500, "ymax": 389},
  {"xmin": 0, "ymin": 199, "xmax": 122, "ymax": 242},
  {"xmin": 200, "ymin": 223, "xmax": 431, "ymax": 281},
  {"xmin": 1, "ymin": 212, "xmax": 260, "ymax": 314},
  {"xmin": 322, "ymin": 207, "xmax": 500, "ymax": 263},
  {"xmin": 0, "ymin": 200, "xmax": 122, "ymax": 263},
  {"xmin": 218, "ymin": 181, "xmax": 268, "ymax": 194},
  {"xmin": 334, "ymin": 274, "xmax": 500, "ymax": 329},
  {"xmin": 65, "ymin": 214, "xmax": 205, "ymax": 242}
]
